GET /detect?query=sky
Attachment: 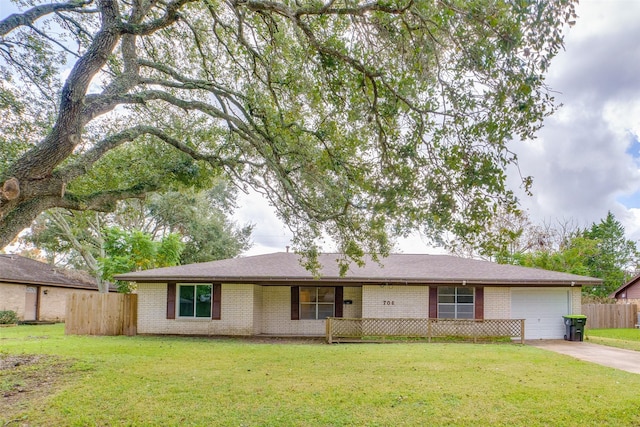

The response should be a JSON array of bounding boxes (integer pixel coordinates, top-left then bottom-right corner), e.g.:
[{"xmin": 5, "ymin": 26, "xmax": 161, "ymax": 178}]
[{"xmin": 236, "ymin": 0, "xmax": 640, "ymax": 256}]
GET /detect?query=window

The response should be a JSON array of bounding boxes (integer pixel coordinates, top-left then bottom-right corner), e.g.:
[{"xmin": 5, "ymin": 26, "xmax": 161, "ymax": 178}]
[
  {"xmin": 437, "ymin": 286, "xmax": 474, "ymax": 319},
  {"xmin": 300, "ymin": 287, "xmax": 335, "ymax": 320},
  {"xmin": 178, "ymin": 284, "xmax": 212, "ymax": 318}
]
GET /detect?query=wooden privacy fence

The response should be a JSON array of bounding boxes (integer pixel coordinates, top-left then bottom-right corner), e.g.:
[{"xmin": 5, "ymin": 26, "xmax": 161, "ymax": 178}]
[
  {"xmin": 326, "ymin": 318, "xmax": 524, "ymax": 344},
  {"xmin": 65, "ymin": 293, "xmax": 137, "ymax": 336},
  {"xmin": 581, "ymin": 304, "xmax": 637, "ymax": 329}
]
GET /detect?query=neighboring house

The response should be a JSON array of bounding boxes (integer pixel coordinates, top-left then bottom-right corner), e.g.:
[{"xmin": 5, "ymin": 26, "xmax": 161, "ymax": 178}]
[
  {"xmin": 115, "ymin": 252, "xmax": 601, "ymax": 340},
  {"xmin": 0, "ymin": 254, "xmax": 105, "ymax": 322},
  {"xmin": 610, "ymin": 275, "xmax": 640, "ymax": 306}
]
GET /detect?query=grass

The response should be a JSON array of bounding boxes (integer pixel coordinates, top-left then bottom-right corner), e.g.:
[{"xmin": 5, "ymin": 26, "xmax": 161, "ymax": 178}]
[
  {"xmin": 587, "ymin": 328, "xmax": 640, "ymax": 351},
  {"xmin": 2, "ymin": 324, "xmax": 640, "ymax": 426}
]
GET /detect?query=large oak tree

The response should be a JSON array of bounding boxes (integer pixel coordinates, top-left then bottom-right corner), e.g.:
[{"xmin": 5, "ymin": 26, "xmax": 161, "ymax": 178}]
[{"xmin": 0, "ymin": 0, "xmax": 576, "ymax": 268}]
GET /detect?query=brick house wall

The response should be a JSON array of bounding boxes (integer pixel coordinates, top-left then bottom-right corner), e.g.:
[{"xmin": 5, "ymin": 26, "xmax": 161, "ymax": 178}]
[
  {"xmin": 484, "ymin": 287, "xmax": 510, "ymax": 319},
  {"xmin": 137, "ymin": 282, "xmax": 256, "ymax": 335},
  {"xmin": 49, "ymin": 286, "xmax": 110, "ymax": 321},
  {"xmin": 362, "ymin": 285, "xmax": 429, "ymax": 318},
  {"xmin": 137, "ymin": 283, "xmax": 362, "ymax": 336},
  {"xmin": 1, "ymin": 282, "xmax": 100, "ymax": 322},
  {"xmin": 260, "ymin": 286, "xmax": 325, "ymax": 336},
  {"xmin": 39, "ymin": 286, "xmax": 93, "ymax": 321},
  {"xmin": 343, "ymin": 287, "xmax": 362, "ymax": 318},
  {"xmin": 136, "ymin": 282, "xmax": 583, "ymax": 336},
  {"xmin": 242, "ymin": 285, "xmax": 360, "ymax": 335},
  {"xmin": 0, "ymin": 283, "xmax": 25, "ymax": 318},
  {"xmin": 252, "ymin": 285, "xmax": 263, "ymax": 334},
  {"xmin": 570, "ymin": 287, "xmax": 582, "ymax": 314}
]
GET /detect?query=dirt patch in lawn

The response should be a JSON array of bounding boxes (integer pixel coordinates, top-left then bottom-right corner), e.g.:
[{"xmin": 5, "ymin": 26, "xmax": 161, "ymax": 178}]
[{"xmin": 0, "ymin": 354, "xmax": 77, "ymax": 424}]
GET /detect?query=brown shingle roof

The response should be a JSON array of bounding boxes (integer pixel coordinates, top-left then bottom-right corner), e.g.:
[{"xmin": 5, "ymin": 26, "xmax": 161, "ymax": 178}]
[
  {"xmin": 0, "ymin": 254, "xmax": 100, "ymax": 290},
  {"xmin": 114, "ymin": 252, "xmax": 602, "ymax": 286}
]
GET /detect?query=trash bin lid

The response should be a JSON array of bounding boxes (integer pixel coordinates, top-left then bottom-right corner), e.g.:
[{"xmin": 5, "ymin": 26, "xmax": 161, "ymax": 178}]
[{"xmin": 562, "ymin": 314, "xmax": 587, "ymax": 319}]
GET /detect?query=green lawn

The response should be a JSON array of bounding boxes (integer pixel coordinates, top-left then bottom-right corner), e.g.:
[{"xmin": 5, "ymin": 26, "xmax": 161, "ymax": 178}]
[
  {"xmin": 2, "ymin": 324, "xmax": 640, "ymax": 426},
  {"xmin": 587, "ymin": 328, "xmax": 640, "ymax": 351}
]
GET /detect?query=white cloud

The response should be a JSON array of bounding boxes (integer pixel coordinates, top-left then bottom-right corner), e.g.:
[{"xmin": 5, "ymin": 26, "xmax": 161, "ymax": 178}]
[
  {"xmin": 508, "ymin": 0, "xmax": 640, "ymax": 240},
  {"xmin": 235, "ymin": 192, "xmax": 293, "ymax": 255}
]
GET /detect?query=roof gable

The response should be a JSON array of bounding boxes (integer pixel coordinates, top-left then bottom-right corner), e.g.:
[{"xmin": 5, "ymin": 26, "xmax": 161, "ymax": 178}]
[
  {"xmin": 610, "ymin": 274, "xmax": 640, "ymax": 299},
  {"xmin": 114, "ymin": 252, "xmax": 602, "ymax": 286}
]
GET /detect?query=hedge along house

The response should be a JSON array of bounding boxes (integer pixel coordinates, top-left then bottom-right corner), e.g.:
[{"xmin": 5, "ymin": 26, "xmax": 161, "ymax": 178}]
[
  {"xmin": 0, "ymin": 254, "xmax": 105, "ymax": 322},
  {"xmin": 115, "ymin": 252, "xmax": 601, "ymax": 340}
]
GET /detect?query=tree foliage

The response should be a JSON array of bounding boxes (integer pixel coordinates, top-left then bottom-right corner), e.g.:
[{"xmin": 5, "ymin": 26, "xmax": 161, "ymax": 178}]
[
  {"xmin": 0, "ymin": 0, "xmax": 578, "ymax": 269},
  {"xmin": 581, "ymin": 212, "xmax": 639, "ymax": 294},
  {"xmin": 511, "ymin": 236, "xmax": 600, "ymax": 279},
  {"xmin": 99, "ymin": 227, "xmax": 184, "ymax": 292},
  {"xmin": 23, "ymin": 186, "xmax": 252, "ymax": 290},
  {"xmin": 144, "ymin": 189, "xmax": 253, "ymax": 264},
  {"xmin": 464, "ymin": 211, "xmax": 640, "ymax": 296}
]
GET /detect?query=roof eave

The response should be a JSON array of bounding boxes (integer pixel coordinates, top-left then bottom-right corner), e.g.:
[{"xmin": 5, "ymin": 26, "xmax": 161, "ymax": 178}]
[
  {"xmin": 114, "ymin": 275, "xmax": 598, "ymax": 287},
  {"xmin": 0, "ymin": 279, "xmax": 99, "ymax": 290}
]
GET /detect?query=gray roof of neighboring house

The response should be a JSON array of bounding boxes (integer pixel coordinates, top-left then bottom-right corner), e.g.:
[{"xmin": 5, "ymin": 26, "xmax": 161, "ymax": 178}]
[
  {"xmin": 114, "ymin": 252, "xmax": 602, "ymax": 286},
  {"xmin": 0, "ymin": 254, "xmax": 101, "ymax": 290}
]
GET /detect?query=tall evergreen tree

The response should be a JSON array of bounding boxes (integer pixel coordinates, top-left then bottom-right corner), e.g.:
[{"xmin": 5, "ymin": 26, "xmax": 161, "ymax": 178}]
[{"xmin": 582, "ymin": 212, "xmax": 639, "ymax": 295}]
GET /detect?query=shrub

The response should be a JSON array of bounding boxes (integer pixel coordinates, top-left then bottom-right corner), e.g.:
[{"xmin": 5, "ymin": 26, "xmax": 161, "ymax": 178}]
[{"xmin": 0, "ymin": 310, "xmax": 19, "ymax": 324}]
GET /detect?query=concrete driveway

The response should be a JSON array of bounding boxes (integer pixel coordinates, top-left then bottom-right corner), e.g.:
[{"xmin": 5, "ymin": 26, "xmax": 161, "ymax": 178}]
[{"xmin": 529, "ymin": 340, "xmax": 640, "ymax": 374}]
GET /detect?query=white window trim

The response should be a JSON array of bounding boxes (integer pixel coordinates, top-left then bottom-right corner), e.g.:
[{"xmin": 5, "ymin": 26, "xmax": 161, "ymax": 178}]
[
  {"xmin": 177, "ymin": 283, "xmax": 213, "ymax": 319},
  {"xmin": 437, "ymin": 287, "xmax": 475, "ymax": 319},
  {"xmin": 300, "ymin": 287, "xmax": 335, "ymax": 320}
]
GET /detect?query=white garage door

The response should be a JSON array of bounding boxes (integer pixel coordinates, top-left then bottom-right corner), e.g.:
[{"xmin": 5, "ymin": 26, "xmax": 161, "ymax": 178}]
[{"xmin": 511, "ymin": 288, "xmax": 571, "ymax": 340}]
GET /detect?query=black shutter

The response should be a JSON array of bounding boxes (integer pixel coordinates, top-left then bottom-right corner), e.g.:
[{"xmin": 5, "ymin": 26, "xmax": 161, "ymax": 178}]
[
  {"xmin": 335, "ymin": 286, "xmax": 344, "ymax": 318},
  {"xmin": 475, "ymin": 287, "xmax": 484, "ymax": 320},
  {"xmin": 212, "ymin": 284, "xmax": 221, "ymax": 320},
  {"xmin": 291, "ymin": 286, "xmax": 300, "ymax": 320},
  {"xmin": 429, "ymin": 286, "xmax": 438, "ymax": 319},
  {"xmin": 166, "ymin": 282, "xmax": 176, "ymax": 319}
]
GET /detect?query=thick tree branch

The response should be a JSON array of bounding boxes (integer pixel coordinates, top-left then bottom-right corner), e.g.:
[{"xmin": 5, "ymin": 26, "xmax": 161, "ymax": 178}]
[
  {"xmin": 243, "ymin": 0, "xmax": 413, "ymax": 19},
  {"xmin": 0, "ymin": 0, "xmax": 92, "ymax": 36},
  {"xmin": 57, "ymin": 184, "xmax": 158, "ymax": 212},
  {"xmin": 5, "ymin": 0, "xmax": 123, "ymax": 182},
  {"xmin": 118, "ymin": 0, "xmax": 196, "ymax": 35}
]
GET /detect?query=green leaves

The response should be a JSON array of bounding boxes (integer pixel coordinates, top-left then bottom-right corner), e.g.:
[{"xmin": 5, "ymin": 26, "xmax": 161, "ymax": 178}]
[
  {"xmin": 22, "ymin": 183, "xmax": 251, "ymax": 289},
  {"xmin": 1, "ymin": 0, "xmax": 579, "ymax": 269},
  {"xmin": 99, "ymin": 227, "xmax": 184, "ymax": 292},
  {"xmin": 581, "ymin": 212, "xmax": 640, "ymax": 295},
  {"xmin": 479, "ymin": 211, "xmax": 639, "ymax": 297}
]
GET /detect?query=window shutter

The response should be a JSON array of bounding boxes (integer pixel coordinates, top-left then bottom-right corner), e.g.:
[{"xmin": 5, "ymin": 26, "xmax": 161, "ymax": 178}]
[
  {"xmin": 166, "ymin": 282, "xmax": 176, "ymax": 319},
  {"xmin": 429, "ymin": 286, "xmax": 438, "ymax": 319},
  {"xmin": 335, "ymin": 286, "xmax": 344, "ymax": 318},
  {"xmin": 212, "ymin": 284, "xmax": 221, "ymax": 320},
  {"xmin": 291, "ymin": 286, "xmax": 299, "ymax": 320},
  {"xmin": 475, "ymin": 287, "xmax": 484, "ymax": 320}
]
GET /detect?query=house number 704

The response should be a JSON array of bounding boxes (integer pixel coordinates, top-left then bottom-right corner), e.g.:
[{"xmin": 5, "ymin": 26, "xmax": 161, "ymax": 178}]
[{"xmin": 383, "ymin": 300, "xmax": 395, "ymax": 305}]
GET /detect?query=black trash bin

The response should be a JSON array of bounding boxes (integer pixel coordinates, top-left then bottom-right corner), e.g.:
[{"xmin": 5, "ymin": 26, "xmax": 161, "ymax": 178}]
[{"xmin": 563, "ymin": 315, "xmax": 587, "ymax": 341}]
